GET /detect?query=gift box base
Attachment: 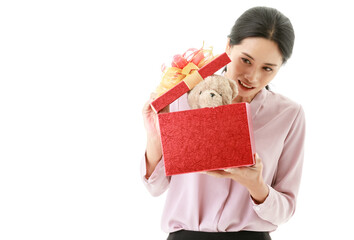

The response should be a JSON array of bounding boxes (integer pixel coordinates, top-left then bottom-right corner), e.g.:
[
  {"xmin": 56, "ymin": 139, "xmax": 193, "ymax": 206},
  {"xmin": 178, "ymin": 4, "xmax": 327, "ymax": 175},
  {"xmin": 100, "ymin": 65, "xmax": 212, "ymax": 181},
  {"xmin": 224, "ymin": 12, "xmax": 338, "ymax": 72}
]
[{"xmin": 158, "ymin": 103, "xmax": 255, "ymax": 176}]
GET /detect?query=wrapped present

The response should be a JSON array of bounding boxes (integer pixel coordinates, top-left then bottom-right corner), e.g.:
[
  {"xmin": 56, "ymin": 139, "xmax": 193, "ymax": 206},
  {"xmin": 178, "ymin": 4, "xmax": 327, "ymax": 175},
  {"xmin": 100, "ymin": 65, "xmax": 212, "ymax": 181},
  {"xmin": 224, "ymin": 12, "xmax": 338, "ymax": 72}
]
[
  {"xmin": 151, "ymin": 45, "xmax": 231, "ymax": 113},
  {"xmin": 158, "ymin": 103, "xmax": 255, "ymax": 176}
]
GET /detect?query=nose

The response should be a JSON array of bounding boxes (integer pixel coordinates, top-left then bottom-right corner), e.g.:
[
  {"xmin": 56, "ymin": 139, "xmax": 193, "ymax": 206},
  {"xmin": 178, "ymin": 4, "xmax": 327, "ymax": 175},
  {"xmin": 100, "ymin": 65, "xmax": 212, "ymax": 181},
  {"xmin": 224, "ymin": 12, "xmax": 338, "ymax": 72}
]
[
  {"xmin": 210, "ymin": 93, "xmax": 215, "ymax": 97},
  {"xmin": 245, "ymin": 67, "xmax": 259, "ymax": 82}
]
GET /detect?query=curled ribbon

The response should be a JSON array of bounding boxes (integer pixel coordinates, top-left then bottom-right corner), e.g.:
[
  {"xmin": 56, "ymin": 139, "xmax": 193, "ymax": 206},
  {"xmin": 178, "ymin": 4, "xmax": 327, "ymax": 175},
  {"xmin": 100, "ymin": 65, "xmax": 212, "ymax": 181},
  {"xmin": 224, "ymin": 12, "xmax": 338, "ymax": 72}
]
[{"xmin": 155, "ymin": 43, "xmax": 215, "ymax": 96}]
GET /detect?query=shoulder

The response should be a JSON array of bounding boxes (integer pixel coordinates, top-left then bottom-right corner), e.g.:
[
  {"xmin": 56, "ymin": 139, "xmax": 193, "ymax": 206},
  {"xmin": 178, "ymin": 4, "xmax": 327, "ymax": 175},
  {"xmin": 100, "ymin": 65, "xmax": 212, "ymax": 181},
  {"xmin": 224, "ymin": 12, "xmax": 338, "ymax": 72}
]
[
  {"xmin": 267, "ymin": 90, "xmax": 300, "ymax": 109},
  {"xmin": 253, "ymin": 90, "xmax": 305, "ymax": 132},
  {"xmin": 265, "ymin": 90, "xmax": 304, "ymax": 117}
]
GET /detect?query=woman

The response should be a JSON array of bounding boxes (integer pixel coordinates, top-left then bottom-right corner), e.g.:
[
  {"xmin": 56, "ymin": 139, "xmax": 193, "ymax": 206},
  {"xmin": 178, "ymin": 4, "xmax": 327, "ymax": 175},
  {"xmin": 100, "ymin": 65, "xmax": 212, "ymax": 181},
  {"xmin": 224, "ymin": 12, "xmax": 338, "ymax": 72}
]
[{"xmin": 141, "ymin": 6, "xmax": 305, "ymax": 240}]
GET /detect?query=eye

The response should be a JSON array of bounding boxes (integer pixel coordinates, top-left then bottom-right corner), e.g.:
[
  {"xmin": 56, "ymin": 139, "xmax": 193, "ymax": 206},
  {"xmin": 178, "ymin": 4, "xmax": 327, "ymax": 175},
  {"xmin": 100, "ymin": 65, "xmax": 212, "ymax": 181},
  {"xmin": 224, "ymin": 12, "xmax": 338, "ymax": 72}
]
[
  {"xmin": 241, "ymin": 58, "xmax": 251, "ymax": 64},
  {"xmin": 219, "ymin": 93, "xmax": 222, "ymax": 97},
  {"xmin": 263, "ymin": 66, "xmax": 273, "ymax": 72},
  {"xmin": 199, "ymin": 91, "xmax": 202, "ymax": 95}
]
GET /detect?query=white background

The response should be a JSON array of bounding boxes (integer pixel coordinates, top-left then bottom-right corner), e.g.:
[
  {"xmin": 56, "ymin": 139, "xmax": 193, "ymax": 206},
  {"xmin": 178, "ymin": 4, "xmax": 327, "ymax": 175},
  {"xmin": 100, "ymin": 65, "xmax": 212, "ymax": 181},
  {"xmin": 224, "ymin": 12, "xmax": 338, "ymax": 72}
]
[{"xmin": 0, "ymin": 0, "xmax": 353, "ymax": 239}]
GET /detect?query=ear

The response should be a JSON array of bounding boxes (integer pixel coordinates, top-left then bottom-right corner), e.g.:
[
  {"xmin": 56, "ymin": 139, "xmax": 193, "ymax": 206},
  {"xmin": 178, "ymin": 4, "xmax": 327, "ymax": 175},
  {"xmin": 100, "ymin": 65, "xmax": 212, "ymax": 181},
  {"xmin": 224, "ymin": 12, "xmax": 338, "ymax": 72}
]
[
  {"xmin": 187, "ymin": 85, "xmax": 200, "ymax": 109},
  {"xmin": 228, "ymin": 78, "xmax": 238, "ymax": 99},
  {"xmin": 226, "ymin": 38, "xmax": 232, "ymax": 55}
]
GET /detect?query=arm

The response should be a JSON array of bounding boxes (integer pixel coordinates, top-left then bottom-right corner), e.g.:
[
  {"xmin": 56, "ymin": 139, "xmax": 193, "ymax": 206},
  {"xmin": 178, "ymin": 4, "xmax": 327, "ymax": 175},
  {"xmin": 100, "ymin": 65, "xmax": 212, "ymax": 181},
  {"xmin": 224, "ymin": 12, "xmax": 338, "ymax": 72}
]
[
  {"xmin": 207, "ymin": 106, "xmax": 306, "ymax": 225},
  {"xmin": 142, "ymin": 94, "xmax": 163, "ymax": 178},
  {"xmin": 145, "ymin": 133, "xmax": 163, "ymax": 179},
  {"xmin": 141, "ymin": 94, "xmax": 171, "ymax": 196},
  {"xmin": 252, "ymin": 106, "xmax": 306, "ymax": 225}
]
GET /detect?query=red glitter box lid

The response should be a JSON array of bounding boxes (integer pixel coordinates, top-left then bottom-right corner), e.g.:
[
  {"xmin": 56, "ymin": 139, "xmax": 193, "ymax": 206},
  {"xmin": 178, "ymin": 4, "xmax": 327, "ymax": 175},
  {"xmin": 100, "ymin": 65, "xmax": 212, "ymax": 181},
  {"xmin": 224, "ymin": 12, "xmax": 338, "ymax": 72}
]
[
  {"xmin": 158, "ymin": 103, "xmax": 255, "ymax": 176},
  {"xmin": 151, "ymin": 53, "xmax": 231, "ymax": 113}
]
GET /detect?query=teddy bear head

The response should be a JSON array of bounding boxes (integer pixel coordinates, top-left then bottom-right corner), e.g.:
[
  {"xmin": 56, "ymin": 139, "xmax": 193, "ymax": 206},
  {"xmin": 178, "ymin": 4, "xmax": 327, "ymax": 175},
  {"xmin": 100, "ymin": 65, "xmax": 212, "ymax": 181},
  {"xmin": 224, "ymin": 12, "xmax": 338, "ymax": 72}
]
[{"xmin": 187, "ymin": 75, "xmax": 238, "ymax": 109}]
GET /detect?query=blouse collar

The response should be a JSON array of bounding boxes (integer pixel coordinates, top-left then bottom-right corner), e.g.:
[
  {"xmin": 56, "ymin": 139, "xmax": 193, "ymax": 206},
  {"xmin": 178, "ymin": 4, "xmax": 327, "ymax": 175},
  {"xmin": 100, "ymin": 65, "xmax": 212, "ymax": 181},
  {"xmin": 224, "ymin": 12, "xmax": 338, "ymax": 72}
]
[{"xmin": 250, "ymin": 88, "xmax": 268, "ymax": 120}]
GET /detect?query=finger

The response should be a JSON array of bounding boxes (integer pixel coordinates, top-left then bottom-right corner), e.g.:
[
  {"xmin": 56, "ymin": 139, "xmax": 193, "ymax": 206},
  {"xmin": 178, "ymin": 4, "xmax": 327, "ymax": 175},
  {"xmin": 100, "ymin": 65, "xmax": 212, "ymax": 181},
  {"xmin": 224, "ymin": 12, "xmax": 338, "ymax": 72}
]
[
  {"xmin": 205, "ymin": 171, "xmax": 224, "ymax": 178},
  {"xmin": 224, "ymin": 167, "xmax": 239, "ymax": 174},
  {"xmin": 150, "ymin": 92, "xmax": 157, "ymax": 100},
  {"xmin": 142, "ymin": 98, "xmax": 153, "ymax": 114},
  {"xmin": 143, "ymin": 93, "xmax": 158, "ymax": 114},
  {"xmin": 205, "ymin": 170, "xmax": 232, "ymax": 178},
  {"xmin": 148, "ymin": 93, "xmax": 170, "ymax": 114},
  {"xmin": 251, "ymin": 153, "xmax": 263, "ymax": 170},
  {"xmin": 255, "ymin": 153, "xmax": 262, "ymax": 165}
]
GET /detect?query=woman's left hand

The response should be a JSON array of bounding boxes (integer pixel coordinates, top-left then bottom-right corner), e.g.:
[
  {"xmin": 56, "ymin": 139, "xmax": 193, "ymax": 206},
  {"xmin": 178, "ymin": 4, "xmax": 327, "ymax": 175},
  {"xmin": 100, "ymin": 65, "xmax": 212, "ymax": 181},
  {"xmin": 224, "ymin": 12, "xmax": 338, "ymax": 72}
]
[{"xmin": 205, "ymin": 153, "xmax": 269, "ymax": 204}]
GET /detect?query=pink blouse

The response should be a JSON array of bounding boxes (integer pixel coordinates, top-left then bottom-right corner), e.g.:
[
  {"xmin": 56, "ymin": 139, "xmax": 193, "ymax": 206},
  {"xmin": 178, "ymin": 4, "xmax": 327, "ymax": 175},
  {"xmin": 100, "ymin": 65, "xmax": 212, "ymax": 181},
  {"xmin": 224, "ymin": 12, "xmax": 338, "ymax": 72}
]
[{"xmin": 141, "ymin": 88, "xmax": 306, "ymax": 233}]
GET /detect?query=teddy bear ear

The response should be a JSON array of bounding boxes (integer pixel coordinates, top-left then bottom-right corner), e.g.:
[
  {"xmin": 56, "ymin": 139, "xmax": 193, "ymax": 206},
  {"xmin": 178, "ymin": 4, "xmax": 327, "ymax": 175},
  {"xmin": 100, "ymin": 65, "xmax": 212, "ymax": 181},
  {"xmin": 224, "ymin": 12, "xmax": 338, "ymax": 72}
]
[{"xmin": 228, "ymin": 78, "xmax": 238, "ymax": 99}]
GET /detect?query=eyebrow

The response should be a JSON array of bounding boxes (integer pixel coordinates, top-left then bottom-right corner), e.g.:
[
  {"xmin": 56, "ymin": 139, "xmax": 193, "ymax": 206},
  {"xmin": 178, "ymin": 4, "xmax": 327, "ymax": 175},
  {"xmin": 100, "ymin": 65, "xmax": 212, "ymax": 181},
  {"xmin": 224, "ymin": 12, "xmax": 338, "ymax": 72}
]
[{"xmin": 241, "ymin": 52, "xmax": 278, "ymax": 67}]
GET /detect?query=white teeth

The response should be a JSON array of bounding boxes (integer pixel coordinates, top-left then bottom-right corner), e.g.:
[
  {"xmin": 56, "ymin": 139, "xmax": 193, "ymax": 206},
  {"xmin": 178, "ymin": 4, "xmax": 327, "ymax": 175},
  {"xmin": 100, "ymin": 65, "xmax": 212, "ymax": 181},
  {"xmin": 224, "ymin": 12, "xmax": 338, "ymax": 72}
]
[{"xmin": 239, "ymin": 80, "xmax": 253, "ymax": 89}]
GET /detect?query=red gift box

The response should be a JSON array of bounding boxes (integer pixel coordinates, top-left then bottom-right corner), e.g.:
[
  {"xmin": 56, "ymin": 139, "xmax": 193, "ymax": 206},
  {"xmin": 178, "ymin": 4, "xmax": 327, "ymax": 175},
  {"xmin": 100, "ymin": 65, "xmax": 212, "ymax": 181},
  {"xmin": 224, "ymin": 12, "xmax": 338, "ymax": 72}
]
[
  {"xmin": 158, "ymin": 103, "xmax": 255, "ymax": 176},
  {"xmin": 151, "ymin": 52, "xmax": 231, "ymax": 113}
]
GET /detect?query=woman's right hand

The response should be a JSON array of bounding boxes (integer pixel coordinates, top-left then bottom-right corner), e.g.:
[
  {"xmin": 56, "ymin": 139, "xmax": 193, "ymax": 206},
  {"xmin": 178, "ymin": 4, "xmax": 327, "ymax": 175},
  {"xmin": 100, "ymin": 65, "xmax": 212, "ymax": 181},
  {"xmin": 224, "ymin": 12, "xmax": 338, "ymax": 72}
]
[
  {"xmin": 142, "ymin": 93, "xmax": 161, "ymax": 137},
  {"xmin": 142, "ymin": 93, "xmax": 169, "ymax": 178}
]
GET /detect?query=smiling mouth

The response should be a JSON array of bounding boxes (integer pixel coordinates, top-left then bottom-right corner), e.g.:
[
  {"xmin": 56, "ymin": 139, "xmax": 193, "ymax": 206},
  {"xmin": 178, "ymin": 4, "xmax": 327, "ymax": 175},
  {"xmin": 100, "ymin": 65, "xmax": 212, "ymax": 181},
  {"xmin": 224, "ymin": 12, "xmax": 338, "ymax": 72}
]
[{"xmin": 238, "ymin": 80, "xmax": 255, "ymax": 89}]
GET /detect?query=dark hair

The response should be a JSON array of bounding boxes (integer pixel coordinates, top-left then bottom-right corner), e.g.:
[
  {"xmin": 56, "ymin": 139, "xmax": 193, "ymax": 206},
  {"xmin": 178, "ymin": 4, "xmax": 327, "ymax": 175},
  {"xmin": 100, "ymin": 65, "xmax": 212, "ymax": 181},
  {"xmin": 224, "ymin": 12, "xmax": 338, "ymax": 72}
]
[
  {"xmin": 224, "ymin": 7, "xmax": 295, "ymax": 90},
  {"xmin": 228, "ymin": 6, "xmax": 295, "ymax": 64}
]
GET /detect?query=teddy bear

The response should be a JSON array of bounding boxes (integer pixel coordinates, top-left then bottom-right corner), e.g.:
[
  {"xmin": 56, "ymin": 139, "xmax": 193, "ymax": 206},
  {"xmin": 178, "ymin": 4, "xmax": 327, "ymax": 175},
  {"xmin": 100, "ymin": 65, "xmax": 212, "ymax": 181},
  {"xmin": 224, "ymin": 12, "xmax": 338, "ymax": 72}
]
[{"xmin": 187, "ymin": 74, "xmax": 238, "ymax": 109}]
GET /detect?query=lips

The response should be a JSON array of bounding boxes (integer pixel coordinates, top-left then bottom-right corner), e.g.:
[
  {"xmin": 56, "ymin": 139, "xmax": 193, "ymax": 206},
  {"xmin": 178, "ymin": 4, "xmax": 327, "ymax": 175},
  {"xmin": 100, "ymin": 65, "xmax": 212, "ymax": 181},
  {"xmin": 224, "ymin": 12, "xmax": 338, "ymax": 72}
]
[{"xmin": 238, "ymin": 80, "xmax": 255, "ymax": 89}]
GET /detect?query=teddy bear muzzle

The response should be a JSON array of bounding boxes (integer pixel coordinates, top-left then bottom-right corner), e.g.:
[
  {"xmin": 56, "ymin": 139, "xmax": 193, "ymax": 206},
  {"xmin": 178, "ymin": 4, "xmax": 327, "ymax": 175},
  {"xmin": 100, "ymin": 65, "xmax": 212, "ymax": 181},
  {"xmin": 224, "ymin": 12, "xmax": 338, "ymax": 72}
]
[{"xmin": 198, "ymin": 90, "xmax": 223, "ymax": 108}]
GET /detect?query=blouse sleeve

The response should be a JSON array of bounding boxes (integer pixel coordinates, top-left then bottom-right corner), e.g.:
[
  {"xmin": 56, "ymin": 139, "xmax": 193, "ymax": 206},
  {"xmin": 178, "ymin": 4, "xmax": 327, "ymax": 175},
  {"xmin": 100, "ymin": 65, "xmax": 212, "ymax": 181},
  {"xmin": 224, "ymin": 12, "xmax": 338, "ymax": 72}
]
[
  {"xmin": 140, "ymin": 154, "xmax": 171, "ymax": 197},
  {"xmin": 253, "ymin": 105, "xmax": 306, "ymax": 226}
]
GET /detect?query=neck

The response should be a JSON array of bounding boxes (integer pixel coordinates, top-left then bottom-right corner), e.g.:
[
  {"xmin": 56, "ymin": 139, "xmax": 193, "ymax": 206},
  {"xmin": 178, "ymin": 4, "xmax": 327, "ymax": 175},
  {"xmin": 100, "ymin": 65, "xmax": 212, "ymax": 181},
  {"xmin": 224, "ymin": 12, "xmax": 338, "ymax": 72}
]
[{"xmin": 232, "ymin": 95, "xmax": 254, "ymax": 104}]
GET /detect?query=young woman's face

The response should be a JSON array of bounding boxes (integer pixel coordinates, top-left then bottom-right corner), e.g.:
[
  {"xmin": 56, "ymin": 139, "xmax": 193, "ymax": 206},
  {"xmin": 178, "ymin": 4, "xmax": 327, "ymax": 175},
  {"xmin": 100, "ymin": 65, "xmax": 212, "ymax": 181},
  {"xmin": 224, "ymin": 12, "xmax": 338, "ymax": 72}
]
[{"xmin": 225, "ymin": 37, "xmax": 283, "ymax": 103}]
